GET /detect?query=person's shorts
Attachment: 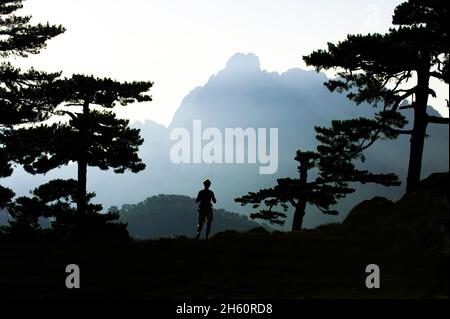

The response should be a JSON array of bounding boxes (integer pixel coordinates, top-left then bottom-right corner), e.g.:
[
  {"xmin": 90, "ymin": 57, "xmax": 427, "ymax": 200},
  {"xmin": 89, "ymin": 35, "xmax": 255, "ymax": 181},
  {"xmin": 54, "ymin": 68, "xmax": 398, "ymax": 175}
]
[{"xmin": 198, "ymin": 207, "xmax": 213, "ymax": 224}]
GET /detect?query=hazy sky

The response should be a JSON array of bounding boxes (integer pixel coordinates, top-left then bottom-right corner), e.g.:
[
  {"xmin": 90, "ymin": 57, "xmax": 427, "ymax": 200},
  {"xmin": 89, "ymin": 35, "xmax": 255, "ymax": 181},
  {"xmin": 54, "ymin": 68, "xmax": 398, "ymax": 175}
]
[{"xmin": 13, "ymin": 0, "xmax": 448, "ymax": 126}]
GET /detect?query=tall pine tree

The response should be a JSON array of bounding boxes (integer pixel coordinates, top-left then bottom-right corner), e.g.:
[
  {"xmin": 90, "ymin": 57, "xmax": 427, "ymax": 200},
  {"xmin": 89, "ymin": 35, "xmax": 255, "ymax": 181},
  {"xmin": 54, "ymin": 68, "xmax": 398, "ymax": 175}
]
[
  {"xmin": 303, "ymin": 0, "xmax": 449, "ymax": 193},
  {"xmin": 8, "ymin": 74, "xmax": 152, "ymax": 218}
]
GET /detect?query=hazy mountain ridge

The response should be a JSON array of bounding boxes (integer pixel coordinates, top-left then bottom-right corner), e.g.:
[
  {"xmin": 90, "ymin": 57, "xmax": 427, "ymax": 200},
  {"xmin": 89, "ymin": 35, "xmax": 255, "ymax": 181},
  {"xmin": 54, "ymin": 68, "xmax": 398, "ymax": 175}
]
[{"xmin": 2, "ymin": 52, "xmax": 448, "ymax": 231}]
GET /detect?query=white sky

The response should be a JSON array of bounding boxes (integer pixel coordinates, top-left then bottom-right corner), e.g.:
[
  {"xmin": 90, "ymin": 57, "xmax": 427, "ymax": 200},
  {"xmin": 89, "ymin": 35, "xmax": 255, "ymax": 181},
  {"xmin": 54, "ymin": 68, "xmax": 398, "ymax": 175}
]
[{"xmin": 12, "ymin": 0, "xmax": 449, "ymax": 126}]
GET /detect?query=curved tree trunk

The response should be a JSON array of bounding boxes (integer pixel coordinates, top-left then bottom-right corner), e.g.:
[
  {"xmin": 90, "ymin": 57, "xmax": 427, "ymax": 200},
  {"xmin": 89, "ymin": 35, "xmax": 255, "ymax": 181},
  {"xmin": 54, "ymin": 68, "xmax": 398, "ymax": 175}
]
[
  {"xmin": 406, "ymin": 67, "xmax": 430, "ymax": 194},
  {"xmin": 292, "ymin": 155, "xmax": 309, "ymax": 231},
  {"xmin": 76, "ymin": 101, "xmax": 89, "ymax": 215},
  {"xmin": 292, "ymin": 200, "xmax": 307, "ymax": 231}
]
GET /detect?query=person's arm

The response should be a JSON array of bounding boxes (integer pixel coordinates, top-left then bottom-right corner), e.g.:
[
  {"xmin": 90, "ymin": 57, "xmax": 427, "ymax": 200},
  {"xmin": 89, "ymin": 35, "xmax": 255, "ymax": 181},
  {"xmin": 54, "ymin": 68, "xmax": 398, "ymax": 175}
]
[
  {"xmin": 211, "ymin": 191, "xmax": 217, "ymax": 204},
  {"xmin": 196, "ymin": 191, "xmax": 201, "ymax": 203}
]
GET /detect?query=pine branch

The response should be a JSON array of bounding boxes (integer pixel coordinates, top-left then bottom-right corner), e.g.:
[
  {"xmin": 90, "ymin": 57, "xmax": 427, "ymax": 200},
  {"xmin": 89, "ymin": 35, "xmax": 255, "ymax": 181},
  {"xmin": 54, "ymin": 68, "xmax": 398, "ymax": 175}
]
[{"xmin": 427, "ymin": 115, "xmax": 450, "ymax": 125}]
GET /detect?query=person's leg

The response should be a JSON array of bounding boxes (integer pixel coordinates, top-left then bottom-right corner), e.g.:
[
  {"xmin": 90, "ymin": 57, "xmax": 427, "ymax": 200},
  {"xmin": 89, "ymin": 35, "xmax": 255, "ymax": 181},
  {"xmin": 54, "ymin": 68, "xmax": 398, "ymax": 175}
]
[
  {"xmin": 205, "ymin": 209, "xmax": 213, "ymax": 239},
  {"xmin": 196, "ymin": 209, "xmax": 205, "ymax": 240}
]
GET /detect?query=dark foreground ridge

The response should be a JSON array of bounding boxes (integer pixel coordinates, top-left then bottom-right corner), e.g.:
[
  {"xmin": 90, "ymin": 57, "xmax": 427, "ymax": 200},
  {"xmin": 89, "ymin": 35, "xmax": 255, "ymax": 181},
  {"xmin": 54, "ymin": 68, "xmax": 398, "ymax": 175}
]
[{"xmin": 0, "ymin": 173, "xmax": 448, "ymax": 299}]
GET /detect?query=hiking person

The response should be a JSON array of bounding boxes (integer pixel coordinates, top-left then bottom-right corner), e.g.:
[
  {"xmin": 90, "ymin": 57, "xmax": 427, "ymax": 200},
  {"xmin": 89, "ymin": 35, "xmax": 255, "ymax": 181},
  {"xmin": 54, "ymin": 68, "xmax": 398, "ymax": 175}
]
[{"xmin": 195, "ymin": 179, "xmax": 216, "ymax": 240}]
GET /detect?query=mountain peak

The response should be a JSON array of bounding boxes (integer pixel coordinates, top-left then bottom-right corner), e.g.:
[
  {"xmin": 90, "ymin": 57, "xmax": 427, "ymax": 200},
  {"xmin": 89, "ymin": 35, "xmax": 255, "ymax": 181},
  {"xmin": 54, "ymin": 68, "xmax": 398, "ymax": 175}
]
[{"xmin": 225, "ymin": 52, "xmax": 261, "ymax": 73}]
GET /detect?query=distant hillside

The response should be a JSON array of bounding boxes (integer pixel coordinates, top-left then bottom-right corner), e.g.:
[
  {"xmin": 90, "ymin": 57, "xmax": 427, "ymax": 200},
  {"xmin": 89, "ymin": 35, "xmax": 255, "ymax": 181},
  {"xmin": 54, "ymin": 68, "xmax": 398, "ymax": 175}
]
[
  {"xmin": 118, "ymin": 195, "xmax": 266, "ymax": 239},
  {"xmin": 0, "ymin": 209, "xmax": 8, "ymax": 226}
]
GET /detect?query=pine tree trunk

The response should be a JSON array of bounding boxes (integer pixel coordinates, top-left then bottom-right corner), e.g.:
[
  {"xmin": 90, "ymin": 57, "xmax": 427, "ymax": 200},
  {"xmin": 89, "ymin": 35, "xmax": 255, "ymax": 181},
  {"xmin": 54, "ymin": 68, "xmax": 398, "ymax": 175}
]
[
  {"xmin": 292, "ymin": 200, "xmax": 307, "ymax": 231},
  {"xmin": 406, "ymin": 67, "xmax": 430, "ymax": 194},
  {"xmin": 76, "ymin": 101, "xmax": 89, "ymax": 215},
  {"xmin": 77, "ymin": 157, "xmax": 87, "ymax": 215},
  {"xmin": 292, "ymin": 159, "xmax": 309, "ymax": 231}
]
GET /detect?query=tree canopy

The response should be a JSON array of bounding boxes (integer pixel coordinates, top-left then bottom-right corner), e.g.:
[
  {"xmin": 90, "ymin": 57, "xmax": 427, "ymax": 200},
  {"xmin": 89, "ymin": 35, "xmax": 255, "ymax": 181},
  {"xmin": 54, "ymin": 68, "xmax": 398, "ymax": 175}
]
[
  {"xmin": 1, "ymin": 0, "xmax": 65, "ymax": 208},
  {"xmin": 303, "ymin": 0, "xmax": 449, "ymax": 193},
  {"xmin": 8, "ymin": 74, "xmax": 153, "ymax": 218}
]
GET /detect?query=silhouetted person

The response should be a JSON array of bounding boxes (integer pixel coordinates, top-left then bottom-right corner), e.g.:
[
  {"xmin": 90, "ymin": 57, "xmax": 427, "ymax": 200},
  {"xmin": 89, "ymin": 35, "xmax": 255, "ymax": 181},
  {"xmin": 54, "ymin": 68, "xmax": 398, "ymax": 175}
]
[{"xmin": 195, "ymin": 179, "xmax": 216, "ymax": 240}]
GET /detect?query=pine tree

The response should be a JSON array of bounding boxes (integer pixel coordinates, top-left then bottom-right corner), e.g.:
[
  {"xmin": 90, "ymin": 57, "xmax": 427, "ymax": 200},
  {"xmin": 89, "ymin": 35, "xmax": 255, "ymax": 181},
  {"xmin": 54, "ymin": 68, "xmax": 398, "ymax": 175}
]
[
  {"xmin": 8, "ymin": 74, "xmax": 152, "ymax": 219},
  {"xmin": 4, "ymin": 179, "xmax": 128, "ymax": 240},
  {"xmin": 235, "ymin": 149, "xmax": 399, "ymax": 231},
  {"xmin": 303, "ymin": 0, "xmax": 449, "ymax": 193},
  {"xmin": 0, "ymin": 0, "xmax": 65, "ymax": 207}
]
